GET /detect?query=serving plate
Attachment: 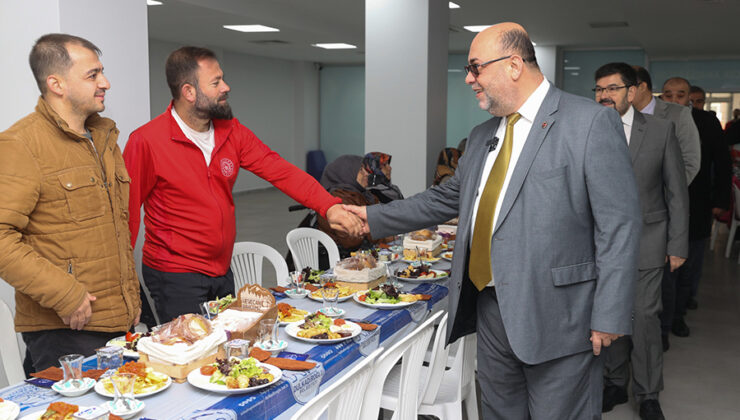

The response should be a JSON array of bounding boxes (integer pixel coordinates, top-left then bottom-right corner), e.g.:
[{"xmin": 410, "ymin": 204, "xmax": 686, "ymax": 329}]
[
  {"xmin": 186, "ymin": 363, "xmax": 282, "ymax": 394},
  {"xmin": 284, "ymin": 321, "xmax": 361, "ymax": 344},
  {"xmin": 352, "ymin": 291, "xmax": 417, "ymax": 309},
  {"xmin": 393, "ymin": 269, "xmax": 449, "ymax": 283},
  {"xmin": 94, "ymin": 373, "xmax": 171, "ymax": 398}
]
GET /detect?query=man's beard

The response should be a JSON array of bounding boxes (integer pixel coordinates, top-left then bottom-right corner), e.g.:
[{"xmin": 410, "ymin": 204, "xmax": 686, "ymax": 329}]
[{"xmin": 194, "ymin": 89, "xmax": 233, "ymax": 120}]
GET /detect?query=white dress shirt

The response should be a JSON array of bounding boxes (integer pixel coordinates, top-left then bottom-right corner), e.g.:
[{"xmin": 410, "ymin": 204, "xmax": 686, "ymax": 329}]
[
  {"xmin": 470, "ymin": 78, "xmax": 551, "ymax": 287},
  {"xmin": 640, "ymin": 96, "xmax": 656, "ymax": 115},
  {"xmin": 171, "ymin": 107, "xmax": 215, "ymax": 166},
  {"xmin": 622, "ymin": 105, "xmax": 634, "ymax": 144}
]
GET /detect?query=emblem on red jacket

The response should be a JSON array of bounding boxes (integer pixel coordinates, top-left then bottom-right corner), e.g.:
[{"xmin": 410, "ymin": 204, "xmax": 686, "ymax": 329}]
[{"xmin": 220, "ymin": 158, "xmax": 235, "ymax": 177}]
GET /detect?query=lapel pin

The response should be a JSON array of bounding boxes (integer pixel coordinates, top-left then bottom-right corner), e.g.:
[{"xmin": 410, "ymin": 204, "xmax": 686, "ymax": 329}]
[{"xmin": 541, "ymin": 122, "xmax": 548, "ymax": 129}]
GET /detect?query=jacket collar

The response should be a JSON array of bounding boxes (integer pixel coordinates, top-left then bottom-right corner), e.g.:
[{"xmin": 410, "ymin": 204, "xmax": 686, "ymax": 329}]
[
  {"xmin": 166, "ymin": 101, "xmax": 234, "ymax": 156},
  {"xmin": 35, "ymin": 96, "xmax": 116, "ymax": 141}
]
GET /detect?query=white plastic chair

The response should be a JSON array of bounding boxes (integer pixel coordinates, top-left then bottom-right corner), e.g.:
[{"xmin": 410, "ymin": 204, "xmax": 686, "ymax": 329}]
[
  {"xmin": 231, "ymin": 241, "xmax": 290, "ymax": 288},
  {"xmin": 381, "ymin": 314, "xmax": 479, "ymax": 420},
  {"xmin": 724, "ymin": 183, "xmax": 740, "ymax": 262},
  {"xmin": 286, "ymin": 228, "xmax": 340, "ymax": 270},
  {"xmin": 0, "ymin": 300, "xmax": 25, "ymax": 386},
  {"xmin": 290, "ymin": 347, "xmax": 384, "ymax": 420},
  {"xmin": 360, "ymin": 310, "xmax": 443, "ymax": 420}
]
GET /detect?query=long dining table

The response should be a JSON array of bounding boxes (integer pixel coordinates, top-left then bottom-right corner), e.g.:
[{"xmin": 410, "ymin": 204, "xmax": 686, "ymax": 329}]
[{"xmin": 0, "ymin": 259, "xmax": 451, "ymax": 420}]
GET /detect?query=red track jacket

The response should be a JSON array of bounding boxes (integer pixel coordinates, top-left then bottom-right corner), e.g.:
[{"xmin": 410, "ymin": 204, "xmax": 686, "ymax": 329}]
[{"xmin": 124, "ymin": 103, "xmax": 340, "ymax": 276}]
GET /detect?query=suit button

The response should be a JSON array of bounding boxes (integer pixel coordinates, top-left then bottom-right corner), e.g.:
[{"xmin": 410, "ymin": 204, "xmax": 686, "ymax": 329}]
[{"xmin": 90, "ymin": 177, "xmax": 95, "ymax": 183}]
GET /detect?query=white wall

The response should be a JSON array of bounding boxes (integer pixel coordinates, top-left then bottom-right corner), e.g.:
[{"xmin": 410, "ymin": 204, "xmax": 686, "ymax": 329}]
[
  {"xmin": 534, "ymin": 45, "xmax": 559, "ymax": 85},
  {"xmin": 0, "ymin": 0, "xmax": 150, "ymax": 382},
  {"xmin": 147, "ymin": 39, "xmax": 320, "ymax": 193}
]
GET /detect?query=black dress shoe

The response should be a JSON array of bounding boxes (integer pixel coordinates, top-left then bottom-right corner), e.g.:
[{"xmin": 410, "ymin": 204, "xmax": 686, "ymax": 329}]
[
  {"xmin": 602, "ymin": 385, "xmax": 628, "ymax": 412},
  {"xmin": 662, "ymin": 334, "xmax": 670, "ymax": 352},
  {"xmin": 639, "ymin": 399, "xmax": 665, "ymax": 420},
  {"xmin": 672, "ymin": 317, "xmax": 690, "ymax": 337},
  {"xmin": 687, "ymin": 298, "xmax": 698, "ymax": 310}
]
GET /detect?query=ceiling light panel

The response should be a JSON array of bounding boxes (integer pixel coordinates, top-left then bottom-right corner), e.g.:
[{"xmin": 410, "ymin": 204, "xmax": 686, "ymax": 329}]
[
  {"xmin": 312, "ymin": 43, "xmax": 357, "ymax": 49},
  {"xmin": 146, "ymin": 0, "xmax": 162, "ymax": 5},
  {"xmin": 449, "ymin": 2, "xmax": 460, "ymax": 8},
  {"xmin": 223, "ymin": 25, "xmax": 280, "ymax": 33},
  {"xmin": 464, "ymin": 25, "xmax": 492, "ymax": 32}
]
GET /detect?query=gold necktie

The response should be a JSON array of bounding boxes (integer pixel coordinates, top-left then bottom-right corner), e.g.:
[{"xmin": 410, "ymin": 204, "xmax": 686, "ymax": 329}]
[{"xmin": 469, "ymin": 112, "xmax": 521, "ymax": 291}]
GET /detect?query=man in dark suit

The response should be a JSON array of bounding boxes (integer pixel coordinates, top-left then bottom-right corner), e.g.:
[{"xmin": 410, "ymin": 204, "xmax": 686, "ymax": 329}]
[
  {"xmin": 663, "ymin": 79, "xmax": 732, "ymax": 335},
  {"xmin": 345, "ymin": 23, "xmax": 641, "ymax": 419},
  {"xmin": 595, "ymin": 63, "xmax": 689, "ymax": 420}
]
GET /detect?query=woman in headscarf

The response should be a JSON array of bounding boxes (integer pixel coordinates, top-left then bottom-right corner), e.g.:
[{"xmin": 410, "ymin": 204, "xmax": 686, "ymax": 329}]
[{"xmin": 316, "ymin": 153, "xmax": 403, "ymax": 255}]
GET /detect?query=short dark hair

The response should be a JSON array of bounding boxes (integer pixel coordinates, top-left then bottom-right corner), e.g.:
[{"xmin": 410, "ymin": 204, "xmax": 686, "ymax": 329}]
[
  {"xmin": 632, "ymin": 66, "xmax": 652, "ymax": 91},
  {"xmin": 165, "ymin": 46, "xmax": 218, "ymax": 99},
  {"xmin": 662, "ymin": 76, "xmax": 690, "ymax": 91},
  {"xmin": 689, "ymin": 85, "xmax": 705, "ymax": 96},
  {"xmin": 499, "ymin": 29, "xmax": 539, "ymax": 68},
  {"xmin": 29, "ymin": 33, "xmax": 101, "ymax": 94},
  {"xmin": 594, "ymin": 62, "xmax": 637, "ymax": 87}
]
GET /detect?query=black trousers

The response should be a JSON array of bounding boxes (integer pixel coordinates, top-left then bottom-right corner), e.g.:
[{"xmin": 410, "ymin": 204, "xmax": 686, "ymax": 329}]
[
  {"xmin": 22, "ymin": 329, "xmax": 123, "ymax": 372},
  {"xmin": 141, "ymin": 264, "xmax": 235, "ymax": 323},
  {"xmin": 675, "ymin": 239, "xmax": 707, "ymax": 318}
]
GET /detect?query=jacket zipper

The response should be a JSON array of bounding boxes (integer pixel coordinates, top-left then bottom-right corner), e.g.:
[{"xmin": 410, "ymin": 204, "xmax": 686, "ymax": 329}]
[{"xmin": 68, "ymin": 261, "xmax": 73, "ymax": 275}]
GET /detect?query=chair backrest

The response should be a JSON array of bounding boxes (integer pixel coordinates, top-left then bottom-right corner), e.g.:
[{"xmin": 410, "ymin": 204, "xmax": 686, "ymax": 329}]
[
  {"xmin": 231, "ymin": 241, "xmax": 290, "ymax": 288},
  {"xmin": 0, "ymin": 300, "xmax": 25, "ymax": 386},
  {"xmin": 290, "ymin": 347, "xmax": 384, "ymax": 420},
  {"xmin": 360, "ymin": 310, "xmax": 443, "ymax": 420},
  {"xmin": 419, "ymin": 312, "xmax": 451, "ymax": 404},
  {"xmin": 286, "ymin": 228, "xmax": 340, "ymax": 270},
  {"xmin": 734, "ymin": 183, "xmax": 740, "ymax": 219}
]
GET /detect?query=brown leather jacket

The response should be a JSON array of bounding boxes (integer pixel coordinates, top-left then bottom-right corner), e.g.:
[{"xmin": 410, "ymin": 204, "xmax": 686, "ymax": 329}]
[{"xmin": 0, "ymin": 98, "xmax": 140, "ymax": 333}]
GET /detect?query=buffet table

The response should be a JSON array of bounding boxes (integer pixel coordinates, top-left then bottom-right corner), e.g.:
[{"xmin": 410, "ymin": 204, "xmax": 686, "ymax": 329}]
[{"xmin": 0, "ymin": 260, "xmax": 451, "ymax": 420}]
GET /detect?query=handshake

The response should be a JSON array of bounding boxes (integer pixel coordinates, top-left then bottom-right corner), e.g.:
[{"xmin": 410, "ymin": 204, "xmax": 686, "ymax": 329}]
[{"xmin": 326, "ymin": 204, "xmax": 370, "ymax": 237}]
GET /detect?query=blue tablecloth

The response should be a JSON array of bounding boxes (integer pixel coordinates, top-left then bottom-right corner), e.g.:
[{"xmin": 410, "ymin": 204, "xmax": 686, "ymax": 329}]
[{"xmin": 1, "ymin": 261, "xmax": 450, "ymax": 420}]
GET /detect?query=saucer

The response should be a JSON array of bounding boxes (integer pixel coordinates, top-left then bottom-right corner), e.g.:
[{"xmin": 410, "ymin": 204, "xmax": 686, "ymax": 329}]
[
  {"xmin": 318, "ymin": 307, "xmax": 345, "ymax": 318},
  {"xmin": 52, "ymin": 377, "xmax": 96, "ymax": 397},
  {"xmin": 106, "ymin": 399, "xmax": 145, "ymax": 419},
  {"xmin": 285, "ymin": 289, "xmax": 309, "ymax": 299},
  {"xmin": 254, "ymin": 340, "xmax": 288, "ymax": 354}
]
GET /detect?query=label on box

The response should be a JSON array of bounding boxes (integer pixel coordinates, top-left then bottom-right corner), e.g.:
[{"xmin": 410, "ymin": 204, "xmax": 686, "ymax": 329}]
[
  {"xmin": 276, "ymin": 351, "xmax": 309, "ymax": 361},
  {"xmin": 285, "ymin": 362, "xmax": 325, "ymax": 404},
  {"xmin": 74, "ymin": 405, "xmax": 109, "ymax": 419}
]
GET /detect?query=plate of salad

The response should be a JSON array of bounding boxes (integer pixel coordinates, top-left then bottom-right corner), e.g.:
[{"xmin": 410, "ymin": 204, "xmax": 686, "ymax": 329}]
[
  {"xmin": 187, "ymin": 357, "xmax": 281, "ymax": 394},
  {"xmin": 284, "ymin": 312, "xmax": 361, "ymax": 343},
  {"xmin": 353, "ymin": 284, "xmax": 422, "ymax": 309},
  {"xmin": 393, "ymin": 264, "xmax": 449, "ymax": 283}
]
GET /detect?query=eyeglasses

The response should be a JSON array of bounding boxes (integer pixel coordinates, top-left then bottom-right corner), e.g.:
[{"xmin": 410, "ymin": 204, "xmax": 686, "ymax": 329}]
[
  {"xmin": 592, "ymin": 85, "xmax": 630, "ymax": 95},
  {"xmin": 464, "ymin": 55, "xmax": 512, "ymax": 77}
]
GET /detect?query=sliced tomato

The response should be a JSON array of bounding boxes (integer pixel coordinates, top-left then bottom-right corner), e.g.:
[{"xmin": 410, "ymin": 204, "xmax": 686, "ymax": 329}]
[
  {"xmin": 333, "ymin": 319, "xmax": 346, "ymax": 326},
  {"xmin": 125, "ymin": 332, "xmax": 139, "ymax": 342},
  {"xmin": 358, "ymin": 295, "xmax": 367, "ymax": 301}
]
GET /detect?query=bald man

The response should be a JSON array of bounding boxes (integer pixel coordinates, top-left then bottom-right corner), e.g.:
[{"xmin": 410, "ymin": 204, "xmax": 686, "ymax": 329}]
[{"xmin": 344, "ymin": 23, "xmax": 641, "ymax": 418}]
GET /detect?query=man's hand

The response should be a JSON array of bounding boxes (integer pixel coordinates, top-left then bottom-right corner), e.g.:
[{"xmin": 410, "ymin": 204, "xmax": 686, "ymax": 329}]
[
  {"xmin": 62, "ymin": 293, "xmax": 96, "ymax": 331},
  {"xmin": 326, "ymin": 204, "xmax": 365, "ymax": 237},
  {"xmin": 590, "ymin": 330, "xmax": 622, "ymax": 356},
  {"xmin": 342, "ymin": 204, "xmax": 370, "ymax": 234},
  {"xmin": 668, "ymin": 255, "xmax": 686, "ymax": 272},
  {"xmin": 711, "ymin": 207, "xmax": 724, "ymax": 217},
  {"xmin": 133, "ymin": 308, "xmax": 142, "ymax": 328}
]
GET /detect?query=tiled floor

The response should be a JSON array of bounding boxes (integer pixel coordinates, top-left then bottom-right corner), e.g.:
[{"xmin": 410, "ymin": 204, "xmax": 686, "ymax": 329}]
[{"xmin": 235, "ymin": 188, "xmax": 740, "ymax": 419}]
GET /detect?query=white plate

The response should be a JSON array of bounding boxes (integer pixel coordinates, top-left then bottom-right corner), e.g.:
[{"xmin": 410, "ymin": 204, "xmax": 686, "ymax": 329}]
[
  {"xmin": 285, "ymin": 289, "xmax": 309, "ymax": 299},
  {"xmin": 393, "ymin": 269, "xmax": 449, "ymax": 283},
  {"xmin": 94, "ymin": 372, "xmax": 172, "ymax": 398},
  {"xmin": 0, "ymin": 400, "xmax": 20, "ymax": 420},
  {"xmin": 307, "ymin": 291, "xmax": 354, "ymax": 303},
  {"xmin": 401, "ymin": 257, "xmax": 441, "ymax": 264},
  {"xmin": 352, "ymin": 291, "xmax": 417, "ymax": 309},
  {"xmin": 285, "ymin": 321, "xmax": 361, "ymax": 343},
  {"xmin": 19, "ymin": 406, "xmax": 91, "ymax": 420},
  {"xmin": 106, "ymin": 336, "xmax": 139, "ymax": 358},
  {"xmin": 52, "ymin": 377, "xmax": 96, "ymax": 397},
  {"xmin": 106, "ymin": 399, "xmax": 145, "ymax": 419},
  {"xmin": 440, "ymin": 251, "xmax": 454, "ymax": 260},
  {"xmin": 186, "ymin": 363, "xmax": 282, "ymax": 394},
  {"xmin": 254, "ymin": 340, "xmax": 288, "ymax": 354}
]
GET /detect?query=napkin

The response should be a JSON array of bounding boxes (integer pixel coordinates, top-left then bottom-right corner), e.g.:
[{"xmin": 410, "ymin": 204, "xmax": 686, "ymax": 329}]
[
  {"xmin": 30, "ymin": 366, "xmax": 106, "ymax": 381},
  {"xmin": 264, "ymin": 357, "xmax": 316, "ymax": 371},
  {"xmin": 356, "ymin": 322, "xmax": 378, "ymax": 331},
  {"xmin": 270, "ymin": 284, "xmax": 319, "ymax": 293},
  {"xmin": 248, "ymin": 347, "xmax": 271, "ymax": 362},
  {"xmin": 417, "ymin": 294, "xmax": 432, "ymax": 301}
]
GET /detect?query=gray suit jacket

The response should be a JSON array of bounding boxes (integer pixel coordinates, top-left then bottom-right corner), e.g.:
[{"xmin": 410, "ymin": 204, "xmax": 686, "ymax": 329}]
[
  {"xmin": 629, "ymin": 110, "xmax": 689, "ymax": 269},
  {"xmin": 653, "ymin": 99, "xmax": 701, "ymax": 183},
  {"xmin": 367, "ymin": 84, "xmax": 642, "ymax": 365}
]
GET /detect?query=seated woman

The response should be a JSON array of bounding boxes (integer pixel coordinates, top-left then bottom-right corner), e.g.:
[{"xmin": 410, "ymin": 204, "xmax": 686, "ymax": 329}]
[{"xmin": 317, "ymin": 153, "xmax": 403, "ymax": 256}]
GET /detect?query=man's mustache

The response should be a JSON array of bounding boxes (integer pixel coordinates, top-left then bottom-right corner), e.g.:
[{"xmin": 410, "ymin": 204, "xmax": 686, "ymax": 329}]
[{"xmin": 600, "ymin": 99, "xmax": 615, "ymax": 105}]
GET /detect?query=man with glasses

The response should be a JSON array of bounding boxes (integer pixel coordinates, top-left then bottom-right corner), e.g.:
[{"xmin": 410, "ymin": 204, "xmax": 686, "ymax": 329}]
[
  {"xmin": 123, "ymin": 47, "xmax": 363, "ymax": 322},
  {"xmin": 595, "ymin": 63, "xmax": 689, "ymax": 420},
  {"xmin": 343, "ymin": 23, "xmax": 641, "ymax": 419}
]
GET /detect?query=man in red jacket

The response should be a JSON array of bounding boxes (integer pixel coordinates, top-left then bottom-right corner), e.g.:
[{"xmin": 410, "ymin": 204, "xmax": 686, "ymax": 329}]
[{"xmin": 124, "ymin": 47, "xmax": 361, "ymax": 321}]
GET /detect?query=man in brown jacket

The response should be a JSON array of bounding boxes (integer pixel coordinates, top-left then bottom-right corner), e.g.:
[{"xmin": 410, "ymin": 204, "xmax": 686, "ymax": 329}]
[{"xmin": 0, "ymin": 34, "xmax": 140, "ymax": 371}]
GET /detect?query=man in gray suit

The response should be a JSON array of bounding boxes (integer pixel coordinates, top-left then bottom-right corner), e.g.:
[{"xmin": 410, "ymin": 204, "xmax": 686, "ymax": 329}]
[
  {"xmin": 345, "ymin": 23, "xmax": 641, "ymax": 419},
  {"xmin": 632, "ymin": 66, "xmax": 700, "ymax": 184},
  {"xmin": 595, "ymin": 63, "xmax": 689, "ymax": 420}
]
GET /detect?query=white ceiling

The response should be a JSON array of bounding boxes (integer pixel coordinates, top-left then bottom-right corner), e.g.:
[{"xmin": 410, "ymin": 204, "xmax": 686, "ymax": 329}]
[{"xmin": 147, "ymin": 0, "xmax": 740, "ymax": 65}]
